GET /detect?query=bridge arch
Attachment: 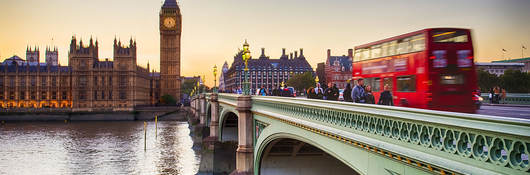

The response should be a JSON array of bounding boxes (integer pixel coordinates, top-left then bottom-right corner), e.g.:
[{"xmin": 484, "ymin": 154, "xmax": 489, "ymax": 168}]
[
  {"xmin": 256, "ymin": 132, "xmax": 361, "ymax": 175},
  {"xmin": 218, "ymin": 108, "xmax": 238, "ymax": 142}
]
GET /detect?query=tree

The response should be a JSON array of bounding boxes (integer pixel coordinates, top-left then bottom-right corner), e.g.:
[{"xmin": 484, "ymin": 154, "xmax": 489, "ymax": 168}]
[
  {"xmin": 182, "ymin": 79, "xmax": 198, "ymax": 96},
  {"xmin": 286, "ymin": 72, "xmax": 316, "ymax": 92},
  {"xmin": 477, "ymin": 69, "xmax": 499, "ymax": 92},
  {"xmin": 159, "ymin": 94, "xmax": 177, "ymax": 105},
  {"xmin": 500, "ymin": 69, "xmax": 530, "ymax": 93}
]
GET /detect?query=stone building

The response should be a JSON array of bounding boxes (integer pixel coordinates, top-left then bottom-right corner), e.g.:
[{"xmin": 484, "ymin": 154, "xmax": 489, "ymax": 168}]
[
  {"xmin": 475, "ymin": 62, "xmax": 525, "ymax": 76},
  {"xmin": 218, "ymin": 61, "xmax": 229, "ymax": 92},
  {"xmin": 224, "ymin": 41, "xmax": 314, "ymax": 93},
  {"xmin": 159, "ymin": 0, "xmax": 182, "ymax": 100},
  {"xmin": 0, "ymin": 37, "xmax": 157, "ymax": 111},
  {"xmin": 0, "ymin": 51, "xmax": 72, "ymax": 109},
  {"xmin": 325, "ymin": 49, "xmax": 353, "ymax": 89}
]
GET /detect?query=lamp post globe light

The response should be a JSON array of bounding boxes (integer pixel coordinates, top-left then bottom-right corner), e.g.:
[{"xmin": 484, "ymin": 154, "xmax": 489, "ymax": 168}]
[
  {"xmin": 242, "ymin": 40, "xmax": 251, "ymax": 95},
  {"xmin": 213, "ymin": 65, "xmax": 218, "ymax": 93}
]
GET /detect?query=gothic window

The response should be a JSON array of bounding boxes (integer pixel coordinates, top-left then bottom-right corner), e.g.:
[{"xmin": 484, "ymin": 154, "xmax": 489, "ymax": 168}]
[
  {"xmin": 94, "ymin": 77, "xmax": 98, "ymax": 86},
  {"xmin": 41, "ymin": 76, "xmax": 47, "ymax": 87},
  {"xmin": 119, "ymin": 75, "xmax": 127, "ymax": 87},
  {"xmin": 51, "ymin": 77, "xmax": 56, "ymax": 87},
  {"xmin": 9, "ymin": 77, "xmax": 15, "ymax": 87},
  {"xmin": 9, "ymin": 91, "xmax": 14, "ymax": 100},
  {"xmin": 62, "ymin": 91, "xmax": 67, "ymax": 100},
  {"xmin": 19, "ymin": 77, "xmax": 25, "ymax": 87},
  {"xmin": 52, "ymin": 91, "xmax": 57, "ymax": 100},
  {"xmin": 109, "ymin": 77, "xmax": 113, "ymax": 86},
  {"xmin": 101, "ymin": 91, "xmax": 105, "ymax": 100},
  {"xmin": 41, "ymin": 91, "xmax": 47, "ymax": 100},
  {"xmin": 94, "ymin": 91, "xmax": 98, "ymax": 100},
  {"xmin": 109, "ymin": 91, "xmax": 112, "ymax": 99},
  {"xmin": 79, "ymin": 76, "xmax": 87, "ymax": 87},
  {"xmin": 31, "ymin": 91, "xmax": 36, "ymax": 100},
  {"xmin": 79, "ymin": 91, "xmax": 86, "ymax": 100},
  {"xmin": 19, "ymin": 91, "xmax": 25, "ymax": 100},
  {"xmin": 30, "ymin": 77, "xmax": 35, "ymax": 86},
  {"xmin": 119, "ymin": 91, "xmax": 126, "ymax": 100}
]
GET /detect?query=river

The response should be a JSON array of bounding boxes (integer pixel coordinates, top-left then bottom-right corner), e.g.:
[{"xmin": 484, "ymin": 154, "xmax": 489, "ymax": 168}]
[{"xmin": 0, "ymin": 121, "xmax": 200, "ymax": 175}]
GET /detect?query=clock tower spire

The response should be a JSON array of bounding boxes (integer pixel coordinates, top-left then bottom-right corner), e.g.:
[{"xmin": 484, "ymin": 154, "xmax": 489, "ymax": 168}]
[{"xmin": 160, "ymin": 0, "xmax": 182, "ymax": 101}]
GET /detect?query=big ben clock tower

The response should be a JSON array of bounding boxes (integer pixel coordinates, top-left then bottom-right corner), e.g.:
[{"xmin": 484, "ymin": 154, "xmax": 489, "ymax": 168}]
[{"xmin": 160, "ymin": 0, "xmax": 182, "ymax": 101}]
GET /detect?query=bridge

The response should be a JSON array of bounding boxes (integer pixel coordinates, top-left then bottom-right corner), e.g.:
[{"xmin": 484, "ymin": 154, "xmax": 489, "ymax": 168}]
[{"xmin": 190, "ymin": 93, "xmax": 530, "ymax": 175}]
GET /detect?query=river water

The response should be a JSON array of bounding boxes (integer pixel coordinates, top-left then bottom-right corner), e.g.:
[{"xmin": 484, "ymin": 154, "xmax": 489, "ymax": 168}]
[{"xmin": 0, "ymin": 121, "xmax": 200, "ymax": 175}]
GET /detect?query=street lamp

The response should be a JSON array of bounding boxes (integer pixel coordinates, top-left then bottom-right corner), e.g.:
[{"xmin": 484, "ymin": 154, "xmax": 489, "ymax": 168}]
[
  {"xmin": 202, "ymin": 75, "xmax": 205, "ymax": 93},
  {"xmin": 213, "ymin": 65, "xmax": 218, "ymax": 93},
  {"xmin": 242, "ymin": 40, "xmax": 251, "ymax": 95},
  {"xmin": 197, "ymin": 80, "xmax": 200, "ymax": 94}
]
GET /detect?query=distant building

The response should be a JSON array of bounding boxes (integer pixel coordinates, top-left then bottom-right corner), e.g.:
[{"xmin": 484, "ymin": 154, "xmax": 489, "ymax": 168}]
[
  {"xmin": 325, "ymin": 49, "xmax": 353, "ymax": 89},
  {"xmin": 475, "ymin": 62, "xmax": 524, "ymax": 76},
  {"xmin": 218, "ymin": 61, "xmax": 229, "ymax": 92},
  {"xmin": 492, "ymin": 57, "xmax": 530, "ymax": 73},
  {"xmin": 0, "ymin": 37, "xmax": 159, "ymax": 111},
  {"xmin": 315, "ymin": 62, "xmax": 326, "ymax": 85},
  {"xmin": 224, "ymin": 41, "xmax": 314, "ymax": 93}
]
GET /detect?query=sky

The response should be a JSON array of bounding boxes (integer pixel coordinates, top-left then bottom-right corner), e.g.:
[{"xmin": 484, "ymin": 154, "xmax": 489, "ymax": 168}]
[{"xmin": 1, "ymin": 0, "xmax": 529, "ymax": 86}]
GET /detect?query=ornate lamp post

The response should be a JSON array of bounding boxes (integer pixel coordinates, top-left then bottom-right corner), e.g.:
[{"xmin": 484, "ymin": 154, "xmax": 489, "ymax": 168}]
[
  {"xmin": 242, "ymin": 40, "xmax": 251, "ymax": 95},
  {"xmin": 197, "ymin": 80, "xmax": 200, "ymax": 94},
  {"xmin": 213, "ymin": 65, "xmax": 218, "ymax": 93},
  {"xmin": 201, "ymin": 75, "xmax": 206, "ymax": 93}
]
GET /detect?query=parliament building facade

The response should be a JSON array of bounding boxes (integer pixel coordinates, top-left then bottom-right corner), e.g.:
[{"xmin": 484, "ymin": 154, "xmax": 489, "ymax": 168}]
[{"xmin": 0, "ymin": 0, "xmax": 183, "ymax": 111}]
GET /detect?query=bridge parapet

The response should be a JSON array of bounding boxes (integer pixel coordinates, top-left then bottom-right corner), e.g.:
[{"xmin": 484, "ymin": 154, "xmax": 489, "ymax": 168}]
[{"xmin": 250, "ymin": 96, "xmax": 530, "ymax": 175}]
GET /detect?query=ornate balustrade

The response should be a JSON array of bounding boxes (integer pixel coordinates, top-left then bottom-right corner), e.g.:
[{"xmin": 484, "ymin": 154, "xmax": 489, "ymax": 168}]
[{"xmin": 249, "ymin": 96, "xmax": 530, "ymax": 174}]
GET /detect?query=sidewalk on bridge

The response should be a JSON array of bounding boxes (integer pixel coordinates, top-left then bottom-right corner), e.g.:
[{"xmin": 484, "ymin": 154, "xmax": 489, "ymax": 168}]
[{"xmin": 482, "ymin": 103, "xmax": 530, "ymax": 108}]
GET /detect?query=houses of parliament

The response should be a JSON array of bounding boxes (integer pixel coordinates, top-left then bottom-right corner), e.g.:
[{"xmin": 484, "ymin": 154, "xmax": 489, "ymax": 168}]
[{"xmin": 0, "ymin": 0, "xmax": 182, "ymax": 111}]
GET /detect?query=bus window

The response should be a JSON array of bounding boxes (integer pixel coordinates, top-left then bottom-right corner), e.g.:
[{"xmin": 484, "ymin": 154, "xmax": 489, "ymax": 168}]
[
  {"xmin": 388, "ymin": 41, "xmax": 397, "ymax": 56},
  {"xmin": 354, "ymin": 50, "xmax": 362, "ymax": 62},
  {"xmin": 373, "ymin": 78, "xmax": 381, "ymax": 92},
  {"xmin": 397, "ymin": 75, "xmax": 416, "ymax": 92},
  {"xmin": 440, "ymin": 74, "xmax": 464, "ymax": 85},
  {"xmin": 383, "ymin": 77, "xmax": 393, "ymax": 91},
  {"xmin": 381, "ymin": 42, "xmax": 389, "ymax": 57},
  {"xmin": 371, "ymin": 45, "xmax": 382, "ymax": 58},
  {"xmin": 432, "ymin": 30, "xmax": 468, "ymax": 43},
  {"xmin": 411, "ymin": 34, "xmax": 425, "ymax": 52},
  {"xmin": 361, "ymin": 49, "xmax": 370, "ymax": 60},
  {"xmin": 397, "ymin": 38, "xmax": 410, "ymax": 54}
]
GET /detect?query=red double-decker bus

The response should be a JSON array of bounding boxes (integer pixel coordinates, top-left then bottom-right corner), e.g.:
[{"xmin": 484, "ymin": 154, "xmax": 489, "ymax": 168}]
[{"xmin": 352, "ymin": 28, "xmax": 477, "ymax": 113}]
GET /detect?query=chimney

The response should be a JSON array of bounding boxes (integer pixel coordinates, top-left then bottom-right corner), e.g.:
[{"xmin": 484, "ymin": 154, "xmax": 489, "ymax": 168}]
[
  {"xmin": 327, "ymin": 49, "xmax": 331, "ymax": 59},
  {"xmin": 295, "ymin": 51, "xmax": 298, "ymax": 58},
  {"xmin": 290, "ymin": 53, "xmax": 293, "ymax": 59},
  {"xmin": 300, "ymin": 48, "xmax": 304, "ymax": 57},
  {"xmin": 282, "ymin": 48, "xmax": 286, "ymax": 56},
  {"xmin": 261, "ymin": 48, "xmax": 265, "ymax": 56},
  {"xmin": 348, "ymin": 49, "xmax": 353, "ymax": 58}
]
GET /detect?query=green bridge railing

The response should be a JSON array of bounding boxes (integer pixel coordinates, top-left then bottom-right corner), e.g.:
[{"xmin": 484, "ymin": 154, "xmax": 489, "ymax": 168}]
[
  {"xmin": 481, "ymin": 93, "xmax": 530, "ymax": 105},
  {"xmin": 249, "ymin": 96, "xmax": 530, "ymax": 175}
]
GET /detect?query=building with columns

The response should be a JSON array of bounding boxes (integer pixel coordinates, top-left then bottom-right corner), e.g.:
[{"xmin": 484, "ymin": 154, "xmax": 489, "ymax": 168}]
[{"xmin": 224, "ymin": 41, "xmax": 314, "ymax": 93}]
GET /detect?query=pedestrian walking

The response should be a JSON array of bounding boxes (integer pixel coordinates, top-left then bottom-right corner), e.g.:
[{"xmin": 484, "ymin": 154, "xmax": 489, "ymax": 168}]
[
  {"xmin": 324, "ymin": 83, "xmax": 339, "ymax": 101},
  {"xmin": 344, "ymin": 83, "xmax": 353, "ymax": 102},
  {"xmin": 314, "ymin": 83, "xmax": 324, "ymax": 99},
  {"xmin": 501, "ymin": 88, "xmax": 506, "ymax": 104},
  {"xmin": 352, "ymin": 78, "xmax": 366, "ymax": 103},
  {"xmin": 364, "ymin": 85, "xmax": 375, "ymax": 104},
  {"xmin": 378, "ymin": 84, "xmax": 394, "ymax": 106}
]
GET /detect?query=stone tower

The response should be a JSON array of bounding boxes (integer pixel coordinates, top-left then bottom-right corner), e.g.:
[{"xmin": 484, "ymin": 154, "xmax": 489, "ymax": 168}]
[
  {"xmin": 26, "ymin": 46, "xmax": 39, "ymax": 66},
  {"xmin": 46, "ymin": 46, "xmax": 59, "ymax": 66},
  {"xmin": 159, "ymin": 0, "xmax": 182, "ymax": 101}
]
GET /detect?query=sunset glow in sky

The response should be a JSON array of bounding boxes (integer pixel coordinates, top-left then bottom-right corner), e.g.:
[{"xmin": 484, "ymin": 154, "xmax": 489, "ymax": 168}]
[{"xmin": 1, "ymin": 0, "xmax": 529, "ymax": 86}]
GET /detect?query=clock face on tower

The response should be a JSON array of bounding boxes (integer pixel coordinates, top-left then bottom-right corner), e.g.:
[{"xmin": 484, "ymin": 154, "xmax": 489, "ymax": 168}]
[{"xmin": 163, "ymin": 17, "xmax": 176, "ymax": 28}]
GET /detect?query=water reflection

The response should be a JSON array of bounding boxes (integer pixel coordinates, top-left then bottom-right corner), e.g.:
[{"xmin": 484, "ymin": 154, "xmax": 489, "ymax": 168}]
[{"xmin": 0, "ymin": 121, "xmax": 200, "ymax": 175}]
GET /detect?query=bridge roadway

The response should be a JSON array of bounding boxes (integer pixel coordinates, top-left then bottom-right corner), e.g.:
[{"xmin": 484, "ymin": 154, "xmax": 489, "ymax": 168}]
[
  {"xmin": 190, "ymin": 93, "xmax": 530, "ymax": 175},
  {"xmin": 477, "ymin": 105, "xmax": 530, "ymax": 119}
]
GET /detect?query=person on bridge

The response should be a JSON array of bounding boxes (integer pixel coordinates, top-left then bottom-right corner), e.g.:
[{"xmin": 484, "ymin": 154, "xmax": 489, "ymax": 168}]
[
  {"xmin": 364, "ymin": 85, "xmax": 375, "ymax": 104},
  {"xmin": 314, "ymin": 83, "xmax": 324, "ymax": 99},
  {"xmin": 257, "ymin": 85, "xmax": 269, "ymax": 96},
  {"xmin": 378, "ymin": 84, "xmax": 394, "ymax": 106},
  {"xmin": 324, "ymin": 83, "xmax": 339, "ymax": 100},
  {"xmin": 344, "ymin": 83, "xmax": 353, "ymax": 102},
  {"xmin": 352, "ymin": 78, "xmax": 366, "ymax": 103}
]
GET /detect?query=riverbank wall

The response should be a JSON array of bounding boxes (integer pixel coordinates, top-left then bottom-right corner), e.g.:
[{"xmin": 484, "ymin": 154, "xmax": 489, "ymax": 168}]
[{"xmin": 0, "ymin": 107, "xmax": 181, "ymax": 121}]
